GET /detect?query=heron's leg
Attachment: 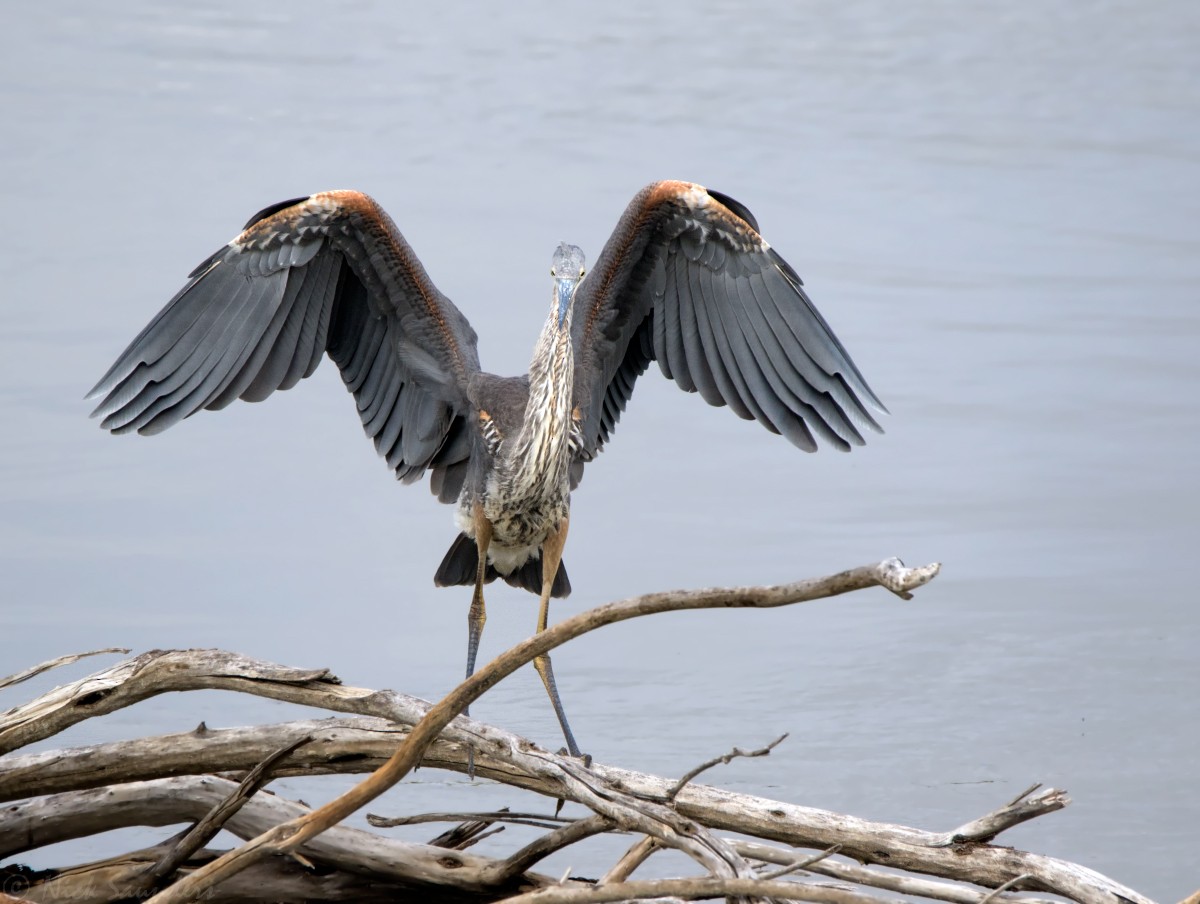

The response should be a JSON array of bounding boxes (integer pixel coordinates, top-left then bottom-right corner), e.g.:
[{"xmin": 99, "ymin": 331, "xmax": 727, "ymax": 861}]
[
  {"xmin": 466, "ymin": 510, "xmax": 492, "ymax": 686},
  {"xmin": 533, "ymin": 517, "xmax": 583, "ymax": 759},
  {"xmin": 464, "ymin": 508, "xmax": 492, "ymax": 777}
]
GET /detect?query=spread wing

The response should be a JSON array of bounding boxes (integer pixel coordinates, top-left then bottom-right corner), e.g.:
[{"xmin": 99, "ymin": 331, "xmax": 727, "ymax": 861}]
[
  {"xmin": 570, "ymin": 180, "xmax": 886, "ymax": 458},
  {"xmin": 88, "ymin": 191, "xmax": 481, "ymax": 498}
]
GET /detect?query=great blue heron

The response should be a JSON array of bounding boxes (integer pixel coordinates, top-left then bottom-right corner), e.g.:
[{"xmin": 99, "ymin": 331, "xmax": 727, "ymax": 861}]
[{"xmin": 88, "ymin": 180, "xmax": 886, "ymax": 760}]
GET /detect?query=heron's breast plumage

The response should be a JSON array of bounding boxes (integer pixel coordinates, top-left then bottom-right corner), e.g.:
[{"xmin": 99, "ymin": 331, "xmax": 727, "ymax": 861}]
[
  {"xmin": 459, "ymin": 321, "xmax": 579, "ymax": 573},
  {"xmin": 474, "ymin": 434, "xmax": 572, "ymax": 573}
]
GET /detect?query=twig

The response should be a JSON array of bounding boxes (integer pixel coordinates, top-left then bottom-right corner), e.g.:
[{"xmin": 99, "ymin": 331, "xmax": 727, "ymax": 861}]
[
  {"xmin": 418, "ymin": 806, "xmax": 512, "ymax": 850},
  {"xmin": 147, "ymin": 558, "xmax": 940, "ymax": 903},
  {"xmin": 601, "ymin": 836, "xmax": 660, "ymax": 884},
  {"xmin": 929, "ymin": 787, "xmax": 1069, "ymax": 846},
  {"xmin": 979, "ymin": 874, "xmax": 1034, "ymax": 904},
  {"xmin": 430, "ymin": 822, "xmax": 506, "ymax": 850},
  {"xmin": 759, "ymin": 845, "xmax": 840, "ymax": 881},
  {"xmin": 1007, "ymin": 783, "xmax": 1043, "ymax": 807},
  {"xmin": 0, "ymin": 648, "xmax": 129, "ymax": 691},
  {"xmin": 666, "ymin": 734, "xmax": 788, "ymax": 801},
  {"xmin": 369, "ymin": 809, "xmax": 572, "ymax": 831}
]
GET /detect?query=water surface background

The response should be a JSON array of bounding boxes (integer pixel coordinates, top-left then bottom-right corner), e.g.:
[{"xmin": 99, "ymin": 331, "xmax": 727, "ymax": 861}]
[{"xmin": 1, "ymin": 2, "xmax": 1197, "ymax": 899}]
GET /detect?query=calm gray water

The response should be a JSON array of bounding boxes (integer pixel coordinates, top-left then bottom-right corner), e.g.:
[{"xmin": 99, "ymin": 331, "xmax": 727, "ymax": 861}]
[{"xmin": 2, "ymin": 2, "xmax": 1197, "ymax": 899}]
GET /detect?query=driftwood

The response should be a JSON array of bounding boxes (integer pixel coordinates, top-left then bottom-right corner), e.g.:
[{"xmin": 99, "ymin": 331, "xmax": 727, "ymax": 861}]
[{"xmin": 0, "ymin": 558, "xmax": 1156, "ymax": 903}]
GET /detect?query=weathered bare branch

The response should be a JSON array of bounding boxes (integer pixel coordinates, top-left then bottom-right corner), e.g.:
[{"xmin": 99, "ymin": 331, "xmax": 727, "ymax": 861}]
[
  {"xmin": 663, "ymin": 780, "xmax": 1143, "ymax": 904},
  {"xmin": 980, "ymin": 874, "xmax": 1035, "ymax": 904},
  {"xmin": 759, "ymin": 845, "xmax": 840, "ymax": 881},
  {"xmin": 928, "ymin": 785, "xmax": 1069, "ymax": 846},
  {"xmin": 0, "ymin": 717, "xmax": 414, "ymax": 803},
  {"xmin": 666, "ymin": 734, "xmax": 788, "ymax": 801},
  {"xmin": 495, "ymin": 875, "xmax": 892, "ymax": 903},
  {"xmin": 4, "ymin": 843, "xmax": 437, "ymax": 904},
  {"xmin": 600, "ymin": 836, "xmax": 660, "ymax": 884},
  {"xmin": 2, "ymin": 559, "xmax": 937, "ymax": 759},
  {"xmin": 0, "ymin": 648, "xmax": 129, "ymax": 691},
  {"xmin": 0, "ymin": 650, "xmax": 342, "ymax": 755}
]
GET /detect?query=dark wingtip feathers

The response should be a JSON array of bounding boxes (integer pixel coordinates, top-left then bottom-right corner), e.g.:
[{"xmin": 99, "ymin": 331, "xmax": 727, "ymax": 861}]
[
  {"xmin": 706, "ymin": 188, "xmax": 761, "ymax": 234},
  {"xmin": 242, "ymin": 196, "xmax": 311, "ymax": 231}
]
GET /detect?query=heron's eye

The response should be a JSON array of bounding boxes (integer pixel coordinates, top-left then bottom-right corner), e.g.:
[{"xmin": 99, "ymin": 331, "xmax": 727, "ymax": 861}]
[{"xmin": 579, "ymin": 267, "xmax": 586, "ymax": 277}]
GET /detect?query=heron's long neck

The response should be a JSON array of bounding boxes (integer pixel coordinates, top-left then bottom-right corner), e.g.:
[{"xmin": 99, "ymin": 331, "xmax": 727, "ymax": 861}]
[{"xmin": 508, "ymin": 313, "xmax": 574, "ymax": 489}]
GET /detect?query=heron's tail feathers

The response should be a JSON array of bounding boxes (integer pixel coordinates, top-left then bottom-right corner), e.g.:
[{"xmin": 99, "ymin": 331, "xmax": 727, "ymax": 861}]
[
  {"xmin": 502, "ymin": 551, "xmax": 572, "ymax": 598},
  {"xmin": 434, "ymin": 533, "xmax": 571, "ymax": 599}
]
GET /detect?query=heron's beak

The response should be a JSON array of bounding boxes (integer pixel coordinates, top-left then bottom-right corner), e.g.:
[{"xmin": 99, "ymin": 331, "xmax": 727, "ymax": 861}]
[{"xmin": 554, "ymin": 277, "xmax": 577, "ymax": 330}]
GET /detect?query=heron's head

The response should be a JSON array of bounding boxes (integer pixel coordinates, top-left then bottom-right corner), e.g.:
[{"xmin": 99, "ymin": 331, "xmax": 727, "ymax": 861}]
[{"xmin": 550, "ymin": 242, "xmax": 586, "ymax": 329}]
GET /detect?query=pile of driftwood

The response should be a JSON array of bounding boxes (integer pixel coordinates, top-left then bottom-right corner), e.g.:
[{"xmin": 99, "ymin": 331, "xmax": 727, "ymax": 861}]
[{"xmin": 0, "ymin": 558, "xmax": 1157, "ymax": 903}]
